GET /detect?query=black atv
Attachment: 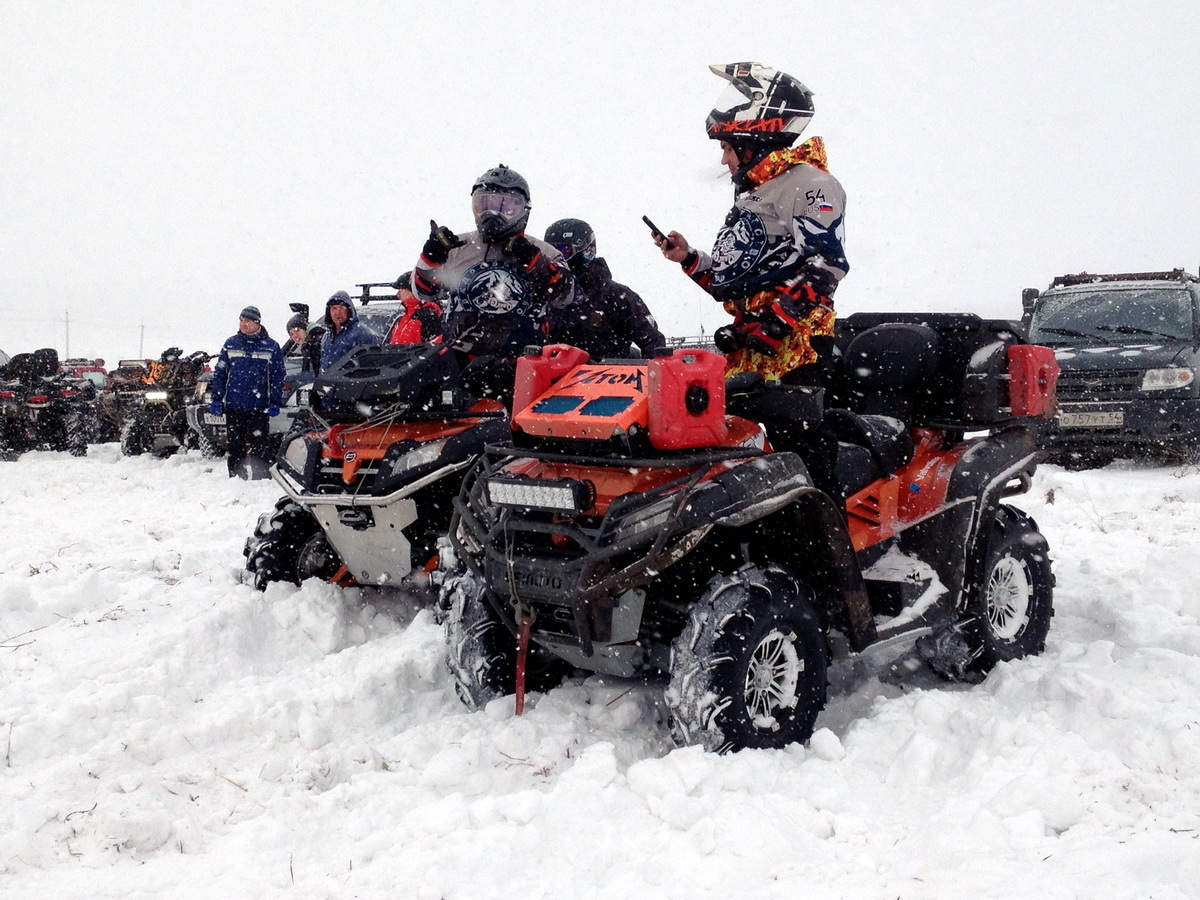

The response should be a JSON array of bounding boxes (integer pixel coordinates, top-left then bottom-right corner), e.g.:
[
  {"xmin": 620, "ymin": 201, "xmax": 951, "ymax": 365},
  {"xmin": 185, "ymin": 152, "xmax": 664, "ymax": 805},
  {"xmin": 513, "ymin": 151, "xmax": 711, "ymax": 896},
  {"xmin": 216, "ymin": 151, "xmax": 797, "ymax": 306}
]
[
  {"xmin": 439, "ymin": 314, "xmax": 1060, "ymax": 752},
  {"xmin": 120, "ymin": 349, "xmax": 210, "ymax": 457},
  {"xmin": 243, "ymin": 342, "xmax": 512, "ymax": 591},
  {"xmin": 0, "ymin": 348, "xmax": 98, "ymax": 460}
]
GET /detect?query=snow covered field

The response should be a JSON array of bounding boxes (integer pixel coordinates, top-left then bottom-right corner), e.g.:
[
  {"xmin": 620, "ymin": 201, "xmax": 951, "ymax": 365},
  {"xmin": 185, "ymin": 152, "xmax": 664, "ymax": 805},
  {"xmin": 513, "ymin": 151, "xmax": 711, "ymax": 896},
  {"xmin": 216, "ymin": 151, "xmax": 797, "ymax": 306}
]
[{"xmin": 2, "ymin": 446, "xmax": 1198, "ymax": 897}]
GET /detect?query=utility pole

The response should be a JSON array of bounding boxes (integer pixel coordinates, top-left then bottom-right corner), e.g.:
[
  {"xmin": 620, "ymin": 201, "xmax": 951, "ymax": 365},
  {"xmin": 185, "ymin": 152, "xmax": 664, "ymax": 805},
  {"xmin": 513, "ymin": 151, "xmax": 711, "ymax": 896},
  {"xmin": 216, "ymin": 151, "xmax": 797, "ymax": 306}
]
[
  {"xmin": 65, "ymin": 310, "xmax": 70, "ymax": 358},
  {"xmin": 139, "ymin": 322, "xmax": 145, "ymax": 358}
]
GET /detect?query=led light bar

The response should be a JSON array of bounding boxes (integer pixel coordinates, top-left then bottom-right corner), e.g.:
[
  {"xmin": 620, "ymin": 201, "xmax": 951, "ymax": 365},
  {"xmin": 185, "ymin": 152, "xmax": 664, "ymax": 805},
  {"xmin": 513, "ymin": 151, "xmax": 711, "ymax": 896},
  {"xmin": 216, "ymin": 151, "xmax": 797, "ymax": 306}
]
[{"xmin": 486, "ymin": 476, "xmax": 590, "ymax": 512}]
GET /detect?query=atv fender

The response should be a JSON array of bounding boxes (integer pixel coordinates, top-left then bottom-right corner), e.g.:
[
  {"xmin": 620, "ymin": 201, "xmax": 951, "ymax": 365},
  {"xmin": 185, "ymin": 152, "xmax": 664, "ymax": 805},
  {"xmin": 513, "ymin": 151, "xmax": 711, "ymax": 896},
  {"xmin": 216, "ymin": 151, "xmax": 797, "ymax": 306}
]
[
  {"xmin": 904, "ymin": 424, "xmax": 1040, "ymax": 615},
  {"xmin": 951, "ymin": 424, "xmax": 1042, "ymax": 610},
  {"xmin": 726, "ymin": 485, "xmax": 877, "ymax": 653}
]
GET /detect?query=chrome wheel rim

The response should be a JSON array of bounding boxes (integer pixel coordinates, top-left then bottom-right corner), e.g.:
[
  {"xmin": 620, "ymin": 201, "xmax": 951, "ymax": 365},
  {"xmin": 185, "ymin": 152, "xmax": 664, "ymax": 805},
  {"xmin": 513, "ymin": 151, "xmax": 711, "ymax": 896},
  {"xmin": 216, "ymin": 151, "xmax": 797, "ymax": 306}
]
[
  {"xmin": 744, "ymin": 630, "xmax": 803, "ymax": 724},
  {"xmin": 987, "ymin": 556, "xmax": 1032, "ymax": 642}
]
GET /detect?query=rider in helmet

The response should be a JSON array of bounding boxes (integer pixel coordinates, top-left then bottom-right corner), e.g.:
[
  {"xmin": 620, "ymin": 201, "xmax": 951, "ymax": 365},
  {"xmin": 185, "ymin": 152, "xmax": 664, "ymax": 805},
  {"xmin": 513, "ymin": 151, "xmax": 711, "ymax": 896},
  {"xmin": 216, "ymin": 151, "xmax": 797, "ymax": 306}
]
[
  {"xmin": 653, "ymin": 62, "xmax": 848, "ymax": 386},
  {"xmin": 412, "ymin": 164, "xmax": 574, "ymax": 360},
  {"xmin": 544, "ymin": 217, "xmax": 666, "ymax": 359}
]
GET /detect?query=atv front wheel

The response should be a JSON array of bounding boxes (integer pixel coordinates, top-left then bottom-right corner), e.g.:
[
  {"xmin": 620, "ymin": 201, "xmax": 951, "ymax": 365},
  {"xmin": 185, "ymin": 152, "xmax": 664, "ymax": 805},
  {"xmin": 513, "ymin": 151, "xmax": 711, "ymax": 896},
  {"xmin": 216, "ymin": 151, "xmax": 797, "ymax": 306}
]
[
  {"xmin": 963, "ymin": 506, "xmax": 1054, "ymax": 675},
  {"xmin": 120, "ymin": 416, "xmax": 150, "ymax": 456},
  {"xmin": 667, "ymin": 566, "xmax": 828, "ymax": 753},
  {"xmin": 195, "ymin": 425, "xmax": 224, "ymax": 459},
  {"xmin": 243, "ymin": 498, "xmax": 342, "ymax": 590},
  {"xmin": 65, "ymin": 409, "xmax": 89, "ymax": 457},
  {"xmin": 444, "ymin": 567, "xmax": 569, "ymax": 709}
]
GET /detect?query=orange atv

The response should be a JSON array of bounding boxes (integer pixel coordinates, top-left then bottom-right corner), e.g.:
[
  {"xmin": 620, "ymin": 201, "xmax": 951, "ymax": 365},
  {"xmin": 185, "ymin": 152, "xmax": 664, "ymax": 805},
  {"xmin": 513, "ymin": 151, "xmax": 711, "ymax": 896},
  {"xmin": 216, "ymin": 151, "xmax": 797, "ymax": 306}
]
[{"xmin": 439, "ymin": 313, "xmax": 1059, "ymax": 753}]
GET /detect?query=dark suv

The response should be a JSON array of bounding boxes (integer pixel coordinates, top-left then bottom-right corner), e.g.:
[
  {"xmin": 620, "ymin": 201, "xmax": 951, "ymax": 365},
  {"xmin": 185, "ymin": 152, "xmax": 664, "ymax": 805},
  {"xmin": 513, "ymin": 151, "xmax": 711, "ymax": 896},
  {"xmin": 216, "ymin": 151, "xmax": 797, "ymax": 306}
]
[{"xmin": 1022, "ymin": 269, "xmax": 1200, "ymax": 466}]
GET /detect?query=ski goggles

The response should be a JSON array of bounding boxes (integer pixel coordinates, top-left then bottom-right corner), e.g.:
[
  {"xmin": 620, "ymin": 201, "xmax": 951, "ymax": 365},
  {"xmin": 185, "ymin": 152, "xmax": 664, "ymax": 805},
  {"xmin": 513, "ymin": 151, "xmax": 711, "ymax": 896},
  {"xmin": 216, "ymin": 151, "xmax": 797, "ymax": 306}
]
[
  {"xmin": 551, "ymin": 240, "xmax": 596, "ymax": 265},
  {"xmin": 472, "ymin": 190, "xmax": 526, "ymax": 222}
]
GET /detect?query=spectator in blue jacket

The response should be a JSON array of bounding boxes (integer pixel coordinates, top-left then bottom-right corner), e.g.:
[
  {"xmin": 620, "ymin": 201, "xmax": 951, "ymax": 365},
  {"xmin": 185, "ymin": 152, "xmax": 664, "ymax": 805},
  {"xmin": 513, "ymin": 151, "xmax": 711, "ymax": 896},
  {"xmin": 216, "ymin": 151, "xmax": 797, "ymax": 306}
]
[
  {"xmin": 320, "ymin": 291, "xmax": 381, "ymax": 372},
  {"xmin": 209, "ymin": 306, "xmax": 286, "ymax": 479}
]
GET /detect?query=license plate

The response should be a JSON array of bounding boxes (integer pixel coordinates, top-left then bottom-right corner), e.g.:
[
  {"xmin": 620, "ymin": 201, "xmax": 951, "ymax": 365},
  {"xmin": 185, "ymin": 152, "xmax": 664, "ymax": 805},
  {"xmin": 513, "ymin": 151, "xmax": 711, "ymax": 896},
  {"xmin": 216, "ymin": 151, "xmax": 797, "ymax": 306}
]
[
  {"xmin": 1058, "ymin": 410, "xmax": 1124, "ymax": 428},
  {"xmin": 203, "ymin": 414, "xmax": 226, "ymax": 425}
]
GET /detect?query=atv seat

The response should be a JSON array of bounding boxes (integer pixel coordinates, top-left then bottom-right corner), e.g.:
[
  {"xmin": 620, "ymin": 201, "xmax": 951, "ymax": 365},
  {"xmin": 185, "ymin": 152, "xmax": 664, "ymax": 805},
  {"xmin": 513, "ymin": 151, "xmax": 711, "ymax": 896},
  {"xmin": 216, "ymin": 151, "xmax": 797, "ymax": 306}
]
[
  {"xmin": 825, "ymin": 409, "xmax": 914, "ymax": 497},
  {"xmin": 821, "ymin": 322, "xmax": 938, "ymax": 497}
]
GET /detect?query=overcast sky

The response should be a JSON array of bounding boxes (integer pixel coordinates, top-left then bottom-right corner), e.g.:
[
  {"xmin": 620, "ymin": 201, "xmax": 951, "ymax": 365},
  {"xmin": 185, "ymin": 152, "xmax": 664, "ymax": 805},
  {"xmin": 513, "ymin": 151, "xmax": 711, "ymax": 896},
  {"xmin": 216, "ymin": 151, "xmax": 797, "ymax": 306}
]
[{"xmin": 3, "ymin": 1, "xmax": 1199, "ymax": 364}]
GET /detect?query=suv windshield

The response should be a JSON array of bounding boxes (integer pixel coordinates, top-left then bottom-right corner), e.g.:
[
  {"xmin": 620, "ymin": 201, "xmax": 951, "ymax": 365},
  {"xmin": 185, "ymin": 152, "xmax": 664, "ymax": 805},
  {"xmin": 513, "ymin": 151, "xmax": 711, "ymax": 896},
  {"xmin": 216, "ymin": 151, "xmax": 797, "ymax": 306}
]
[
  {"xmin": 1029, "ymin": 286, "xmax": 1195, "ymax": 342},
  {"xmin": 356, "ymin": 301, "xmax": 402, "ymax": 337}
]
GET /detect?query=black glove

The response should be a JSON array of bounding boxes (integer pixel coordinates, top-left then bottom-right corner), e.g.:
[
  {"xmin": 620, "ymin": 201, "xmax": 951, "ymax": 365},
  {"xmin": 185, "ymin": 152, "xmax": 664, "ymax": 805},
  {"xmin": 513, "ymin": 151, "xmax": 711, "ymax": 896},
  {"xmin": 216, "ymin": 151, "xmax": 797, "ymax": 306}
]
[
  {"xmin": 713, "ymin": 324, "xmax": 745, "ymax": 354},
  {"xmin": 739, "ymin": 303, "xmax": 798, "ymax": 357},
  {"xmin": 506, "ymin": 233, "xmax": 541, "ymax": 269},
  {"xmin": 421, "ymin": 220, "xmax": 463, "ymax": 266}
]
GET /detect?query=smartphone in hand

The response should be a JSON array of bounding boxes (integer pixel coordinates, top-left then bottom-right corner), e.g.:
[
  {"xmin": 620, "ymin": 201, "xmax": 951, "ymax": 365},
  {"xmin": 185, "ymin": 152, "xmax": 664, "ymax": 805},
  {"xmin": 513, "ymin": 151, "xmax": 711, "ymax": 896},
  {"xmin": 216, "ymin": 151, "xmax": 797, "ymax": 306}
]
[{"xmin": 642, "ymin": 215, "xmax": 666, "ymax": 242}]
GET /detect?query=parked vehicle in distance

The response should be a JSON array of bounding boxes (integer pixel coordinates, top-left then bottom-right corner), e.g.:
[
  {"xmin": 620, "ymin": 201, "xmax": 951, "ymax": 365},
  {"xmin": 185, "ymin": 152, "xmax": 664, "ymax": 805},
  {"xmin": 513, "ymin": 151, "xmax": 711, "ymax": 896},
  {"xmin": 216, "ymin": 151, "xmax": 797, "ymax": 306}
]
[
  {"xmin": 60, "ymin": 358, "xmax": 109, "ymax": 390},
  {"xmin": 1023, "ymin": 268, "xmax": 1200, "ymax": 468},
  {"xmin": 94, "ymin": 359, "xmax": 150, "ymax": 443},
  {"xmin": 0, "ymin": 348, "xmax": 98, "ymax": 459},
  {"xmin": 120, "ymin": 348, "xmax": 210, "ymax": 457},
  {"xmin": 352, "ymin": 281, "xmax": 408, "ymax": 338}
]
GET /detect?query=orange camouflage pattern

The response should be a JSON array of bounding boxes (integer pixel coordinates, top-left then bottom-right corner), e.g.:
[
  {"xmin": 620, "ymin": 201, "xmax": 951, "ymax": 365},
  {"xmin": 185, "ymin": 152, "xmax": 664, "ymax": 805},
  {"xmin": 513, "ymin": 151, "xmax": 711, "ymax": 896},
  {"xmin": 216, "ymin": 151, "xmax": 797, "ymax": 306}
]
[
  {"xmin": 742, "ymin": 136, "xmax": 829, "ymax": 186},
  {"xmin": 722, "ymin": 289, "xmax": 835, "ymax": 380}
]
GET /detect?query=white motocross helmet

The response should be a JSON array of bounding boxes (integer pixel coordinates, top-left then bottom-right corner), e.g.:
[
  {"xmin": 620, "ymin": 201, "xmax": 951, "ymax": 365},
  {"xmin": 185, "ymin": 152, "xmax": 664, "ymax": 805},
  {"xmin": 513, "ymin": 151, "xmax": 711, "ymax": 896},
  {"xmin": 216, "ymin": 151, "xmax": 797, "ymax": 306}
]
[{"xmin": 705, "ymin": 62, "xmax": 815, "ymax": 149}]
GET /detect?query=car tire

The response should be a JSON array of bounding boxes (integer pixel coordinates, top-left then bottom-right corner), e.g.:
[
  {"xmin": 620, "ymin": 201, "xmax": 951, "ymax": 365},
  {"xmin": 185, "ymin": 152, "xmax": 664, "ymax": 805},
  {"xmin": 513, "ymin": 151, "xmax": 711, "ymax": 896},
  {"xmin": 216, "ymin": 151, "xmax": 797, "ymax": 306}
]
[
  {"xmin": 65, "ymin": 409, "xmax": 88, "ymax": 457},
  {"xmin": 667, "ymin": 565, "xmax": 828, "ymax": 753}
]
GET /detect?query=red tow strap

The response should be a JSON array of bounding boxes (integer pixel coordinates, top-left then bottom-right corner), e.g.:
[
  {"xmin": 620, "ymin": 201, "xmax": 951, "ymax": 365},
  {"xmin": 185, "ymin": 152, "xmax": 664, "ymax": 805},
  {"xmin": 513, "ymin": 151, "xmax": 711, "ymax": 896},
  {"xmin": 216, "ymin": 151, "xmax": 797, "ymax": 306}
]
[{"xmin": 514, "ymin": 611, "xmax": 532, "ymax": 716}]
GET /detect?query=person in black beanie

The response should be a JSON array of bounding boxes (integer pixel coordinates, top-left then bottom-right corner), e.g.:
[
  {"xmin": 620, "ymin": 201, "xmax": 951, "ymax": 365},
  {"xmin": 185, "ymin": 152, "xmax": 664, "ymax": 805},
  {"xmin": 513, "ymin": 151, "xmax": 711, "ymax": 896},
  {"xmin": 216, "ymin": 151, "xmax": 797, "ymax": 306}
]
[
  {"xmin": 209, "ymin": 306, "xmax": 285, "ymax": 479},
  {"xmin": 281, "ymin": 307, "xmax": 324, "ymax": 374}
]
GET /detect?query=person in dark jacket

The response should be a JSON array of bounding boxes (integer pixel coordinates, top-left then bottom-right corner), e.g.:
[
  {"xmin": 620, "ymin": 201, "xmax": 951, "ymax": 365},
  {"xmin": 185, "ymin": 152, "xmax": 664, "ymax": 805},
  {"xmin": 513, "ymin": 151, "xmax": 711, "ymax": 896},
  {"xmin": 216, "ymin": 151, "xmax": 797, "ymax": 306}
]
[
  {"xmin": 320, "ymin": 291, "xmax": 381, "ymax": 372},
  {"xmin": 209, "ymin": 306, "xmax": 286, "ymax": 479},
  {"xmin": 544, "ymin": 218, "xmax": 666, "ymax": 358}
]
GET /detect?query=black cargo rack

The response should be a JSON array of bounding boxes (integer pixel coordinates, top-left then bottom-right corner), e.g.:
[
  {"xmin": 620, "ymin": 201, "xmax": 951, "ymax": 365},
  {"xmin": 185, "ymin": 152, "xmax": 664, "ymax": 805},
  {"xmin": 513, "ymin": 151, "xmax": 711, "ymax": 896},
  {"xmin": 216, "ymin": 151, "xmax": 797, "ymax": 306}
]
[
  {"xmin": 1049, "ymin": 269, "xmax": 1198, "ymax": 288},
  {"xmin": 355, "ymin": 282, "xmax": 402, "ymax": 304}
]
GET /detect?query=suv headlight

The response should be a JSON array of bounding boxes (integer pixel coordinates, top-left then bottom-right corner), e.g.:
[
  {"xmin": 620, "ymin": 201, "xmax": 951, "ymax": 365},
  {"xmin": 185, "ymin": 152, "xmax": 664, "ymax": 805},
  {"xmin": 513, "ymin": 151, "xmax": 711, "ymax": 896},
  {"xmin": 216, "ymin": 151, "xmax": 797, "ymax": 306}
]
[{"xmin": 1141, "ymin": 367, "xmax": 1195, "ymax": 391}]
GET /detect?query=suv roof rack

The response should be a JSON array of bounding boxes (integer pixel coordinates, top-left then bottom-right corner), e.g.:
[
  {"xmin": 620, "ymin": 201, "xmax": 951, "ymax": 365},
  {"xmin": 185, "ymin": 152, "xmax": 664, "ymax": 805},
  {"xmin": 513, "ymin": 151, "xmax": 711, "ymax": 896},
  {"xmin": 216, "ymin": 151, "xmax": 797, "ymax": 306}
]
[
  {"xmin": 1049, "ymin": 268, "xmax": 1198, "ymax": 288},
  {"xmin": 355, "ymin": 282, "xmax": 401, "ymax": 305}
]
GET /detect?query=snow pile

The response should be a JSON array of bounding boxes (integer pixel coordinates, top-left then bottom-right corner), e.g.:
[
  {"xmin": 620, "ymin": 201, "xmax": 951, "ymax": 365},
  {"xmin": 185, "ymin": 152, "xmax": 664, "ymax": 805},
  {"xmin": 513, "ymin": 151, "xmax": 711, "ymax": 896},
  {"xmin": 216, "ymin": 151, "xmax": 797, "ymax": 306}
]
[{"xmin": 1, "ymin": 447, "xmax": 1198, "ymax": 897}]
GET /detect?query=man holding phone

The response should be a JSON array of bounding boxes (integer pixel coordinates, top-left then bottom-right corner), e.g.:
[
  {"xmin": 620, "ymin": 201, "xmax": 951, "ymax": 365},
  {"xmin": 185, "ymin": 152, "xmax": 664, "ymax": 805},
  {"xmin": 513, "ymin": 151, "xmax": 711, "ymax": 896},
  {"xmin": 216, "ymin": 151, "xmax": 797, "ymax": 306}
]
[{"xmin": 651, "ymin": 61, "xmax": 847, "ymax": 387}]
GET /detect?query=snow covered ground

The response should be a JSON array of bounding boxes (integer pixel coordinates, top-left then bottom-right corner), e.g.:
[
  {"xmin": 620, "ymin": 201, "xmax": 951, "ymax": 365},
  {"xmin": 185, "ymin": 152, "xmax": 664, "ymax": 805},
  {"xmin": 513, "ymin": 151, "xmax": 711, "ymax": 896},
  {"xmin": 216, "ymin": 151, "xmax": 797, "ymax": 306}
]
[{"xmin": 2, "ymin": 445, "xmax": 1198, "ymax": 897}]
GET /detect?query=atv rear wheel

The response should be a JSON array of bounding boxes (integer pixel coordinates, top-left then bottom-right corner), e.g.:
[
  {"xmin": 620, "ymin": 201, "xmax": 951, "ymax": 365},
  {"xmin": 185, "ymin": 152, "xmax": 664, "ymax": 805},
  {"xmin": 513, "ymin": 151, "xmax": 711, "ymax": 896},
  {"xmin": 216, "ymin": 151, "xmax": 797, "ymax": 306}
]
[
  {"xmin": 963, "ymin": 506, "xmax": 1054, "ymax": 675},
  {"xmin": 667, "ymin": 566, "xmax": 828, "ymax": 753},
  {"xmin": 243, "ymin": 499, "xmax": 342, "ymax": 590},
  {"xmin": 444, "ymin": 567, "xmax": 569, "ymax": 709}
]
